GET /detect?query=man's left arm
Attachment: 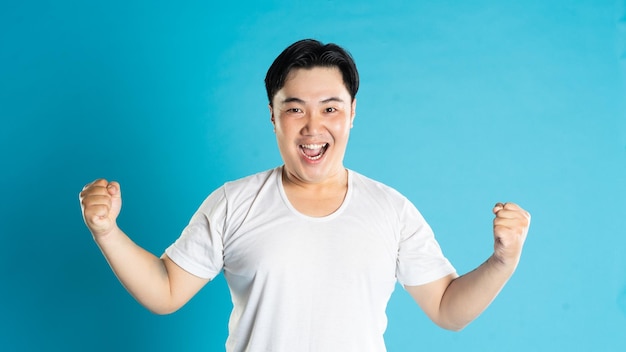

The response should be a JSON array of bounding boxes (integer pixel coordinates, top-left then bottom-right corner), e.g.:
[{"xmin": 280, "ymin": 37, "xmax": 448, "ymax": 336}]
[{"xmin": 405, "ymin": 202, "xmax": 531, "ymax": 331}]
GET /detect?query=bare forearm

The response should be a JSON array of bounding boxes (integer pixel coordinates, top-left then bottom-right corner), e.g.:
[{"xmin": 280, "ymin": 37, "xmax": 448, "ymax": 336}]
[
  {"xmin": 407, "ymin": 203, "xmax": 530, "ymax": 331},
  {"xmin": 80, "ymin": 180, "xmax": 205, "ymax": 313},
  {"xmin": 94, "ymin": 227, "xmax": 174, "ymax": 314},
  {"xmin": 438, "ymin": 255, "xmax": 517, "ymax": 330}
]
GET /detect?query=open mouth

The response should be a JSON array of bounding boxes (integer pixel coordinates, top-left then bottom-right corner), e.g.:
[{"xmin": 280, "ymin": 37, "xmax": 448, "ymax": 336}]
[{"xmin": 299, "ymin": 143, "xmax": 328, "ymax": 161}]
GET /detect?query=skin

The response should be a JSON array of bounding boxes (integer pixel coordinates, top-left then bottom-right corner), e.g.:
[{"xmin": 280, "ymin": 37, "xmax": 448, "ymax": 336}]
[
  {"xmin": 270, "ymin": 66, "xmax": 356, "ymax": 217},
  {"xmin": 79, "ymin": 180, "xmax": 207, "ymax": 314},
  {"xmin": 406, "ymin": 202, "xmax": 530, "ymax": 330},
  {"xmin": 80, "ymin": 66, "xmax": 531, "ymax": 329}
]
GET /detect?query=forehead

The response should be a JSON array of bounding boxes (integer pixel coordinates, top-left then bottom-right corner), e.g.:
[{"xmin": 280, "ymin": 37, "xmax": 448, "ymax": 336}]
[{"xmin": 276, "ymin": 66, "xmax": 349, "ymax": 101}]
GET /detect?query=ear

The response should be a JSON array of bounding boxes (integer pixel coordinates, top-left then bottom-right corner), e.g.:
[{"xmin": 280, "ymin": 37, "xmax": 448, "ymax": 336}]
[
  {"xmin": 350, "ymin": 99, "xmax": 357, "ymax": 128},
  {"xmin": 269, "ymin": 104, "xmax": 276, "ymax": 132}
]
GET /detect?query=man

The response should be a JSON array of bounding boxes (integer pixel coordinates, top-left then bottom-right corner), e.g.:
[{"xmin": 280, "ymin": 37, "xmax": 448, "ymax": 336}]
[{"xmin": 80, "ymin": 39, "xmax": 530, "ymax": 351}]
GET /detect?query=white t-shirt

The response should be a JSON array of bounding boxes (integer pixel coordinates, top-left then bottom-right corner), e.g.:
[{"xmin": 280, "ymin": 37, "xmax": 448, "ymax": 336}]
[{"xmin": 165, "ymin": 167, "xmax": 456, "ymax": 352}]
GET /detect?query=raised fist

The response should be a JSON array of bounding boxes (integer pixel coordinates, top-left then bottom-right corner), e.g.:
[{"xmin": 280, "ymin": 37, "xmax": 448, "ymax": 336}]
[
  {"xmin": 492, "ymin": 202, "xmax": 531, "ymax": 267},
  {"xmin": 80, "ymin": 179, "xmax": 122, "ymax": 238}
]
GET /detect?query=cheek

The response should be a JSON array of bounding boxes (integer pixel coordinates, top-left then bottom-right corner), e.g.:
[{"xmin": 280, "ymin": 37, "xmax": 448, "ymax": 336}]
[
  {"xmin": 274, "ymin": 121, "xmax": 298, "ymax": 145},
  {"xmin": 331, "ymin": 120, "xmax": 352, "ymax": 139},
  {"xmin": 273, "ymin": 117, "xmax": 287, "ymax": 133}
]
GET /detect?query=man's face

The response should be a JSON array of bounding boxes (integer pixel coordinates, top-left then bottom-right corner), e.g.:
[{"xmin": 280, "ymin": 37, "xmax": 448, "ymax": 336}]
[{"xmin": 270, "ymin": 66, "xmax": 356, "ymax": 185}]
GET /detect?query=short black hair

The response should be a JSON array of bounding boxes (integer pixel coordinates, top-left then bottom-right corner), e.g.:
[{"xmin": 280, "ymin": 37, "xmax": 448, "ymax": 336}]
[{"xmin": 264, "ymin": 39, "xmax": 359, "ymax": 106}]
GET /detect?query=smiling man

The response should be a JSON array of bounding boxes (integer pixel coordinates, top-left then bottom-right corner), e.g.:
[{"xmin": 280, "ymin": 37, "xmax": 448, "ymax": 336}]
[
  {"xmin": 271, "ymin": 65, "xmax": 355, "ymax": 217},
  {"xmin": 80, "ymin": 39, "xmax": 531, "ymax": 351}
]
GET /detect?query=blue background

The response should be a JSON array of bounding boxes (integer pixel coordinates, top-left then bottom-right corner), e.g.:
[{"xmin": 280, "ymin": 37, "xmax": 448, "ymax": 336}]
[{"xmin": 2, "ymin": 1, "xmax": 625, "ymax": 351}]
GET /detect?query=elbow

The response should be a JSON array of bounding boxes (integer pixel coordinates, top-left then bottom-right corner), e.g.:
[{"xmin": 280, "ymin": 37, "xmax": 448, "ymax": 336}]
[
  {"xmin": 141, "ymin": 300, "xmax": 182, "ymax": 316},
  {"xmin": 149, "ymin": 307, "xmax": 178, "ymax": 316},
  {"xmin": 442, "ymin": 323, "xmax": 468, "ymax": 332},
  {"xmin": 435, "ymin": 317, "xmax": 472, "ymax": 332}
]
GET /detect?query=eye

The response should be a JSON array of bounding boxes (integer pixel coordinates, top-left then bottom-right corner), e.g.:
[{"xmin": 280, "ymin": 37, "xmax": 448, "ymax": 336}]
[
  {"xmin": 286, "ymin": 107, "xmax": 303, "ymax": 113},
  {"xmin": 324, "ymin": 107, "xmax": 337, "ymax": 113}
]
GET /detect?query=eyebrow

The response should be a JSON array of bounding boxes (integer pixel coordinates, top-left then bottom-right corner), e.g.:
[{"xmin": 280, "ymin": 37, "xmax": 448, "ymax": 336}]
[
  {"xmin": 281, "ymin": 97, "xmax": 305, "ymax": 104},
  {"xmin": 320, "ymin": 97, "xmax": 346, "ymax": 104},
  {"xmin": 281, "ymin": 96, "xmax": 346, "ymax": 104}
]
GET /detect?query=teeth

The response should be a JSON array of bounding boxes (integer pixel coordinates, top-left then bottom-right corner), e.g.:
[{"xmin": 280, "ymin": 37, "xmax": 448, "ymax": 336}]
[
  {"xmin": 306, "ymin": 152, "xmax": 324, "ymax": 160},
  {"xmin": 300, "ymin": 143, "xmax": 328, "ymax": 160},
  {"xmin": 301, "ymin": 143, "xmax": 327, "ymax": 149}
]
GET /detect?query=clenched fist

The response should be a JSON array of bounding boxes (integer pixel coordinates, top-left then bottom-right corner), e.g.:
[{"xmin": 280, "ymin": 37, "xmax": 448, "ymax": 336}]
[
  {"xmin": 492, "ymin": 202, "xmax": 531, "ymax": 267},
  {"xmin": 80, "ymin": 179, "xmax": 122, "ymax": 238}
]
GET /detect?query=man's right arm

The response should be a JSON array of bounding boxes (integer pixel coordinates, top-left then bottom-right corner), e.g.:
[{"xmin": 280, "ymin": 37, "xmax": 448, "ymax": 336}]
[{"xmin": 80, "ymin": 179, "xmax": 208, "ymax": 314}]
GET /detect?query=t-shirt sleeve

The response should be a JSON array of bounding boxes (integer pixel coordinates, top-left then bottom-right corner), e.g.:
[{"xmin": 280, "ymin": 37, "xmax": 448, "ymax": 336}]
[
  {"xmin": 164, "ymin": 188, "xmax": 227, "ymax": 280},
  {"xmin": 395, "ymin": 199, "xmax": 456, "ymax": 287}
]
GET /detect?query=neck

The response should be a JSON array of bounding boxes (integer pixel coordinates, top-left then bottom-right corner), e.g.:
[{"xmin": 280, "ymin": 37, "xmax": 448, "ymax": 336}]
[
  {"xmin": 280, "ymin": 166, "xmax": 350, "ymax": 217},
  {"xmin": 281, "ymin": 166, "xmax": 348, "ymax": 192}
]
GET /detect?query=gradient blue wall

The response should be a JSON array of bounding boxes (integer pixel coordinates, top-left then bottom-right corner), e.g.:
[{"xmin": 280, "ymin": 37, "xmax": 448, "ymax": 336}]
[{"xmin": 1, "ymin": 1, "xmax": 625, "ymax": 351}]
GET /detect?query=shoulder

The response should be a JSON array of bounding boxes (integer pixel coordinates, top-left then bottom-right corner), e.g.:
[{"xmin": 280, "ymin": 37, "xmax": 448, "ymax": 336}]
[
  {"xmin": 349, "ymin": 169, "xmax": 427, "ymax": 219},
  {"xmin": 217, "ymin": 167, "xmax": 281, "ymax": 206},
  {"xmin": 349, "ymin": 169, "xmax": 408, "ymax": 204},
  {"xmin": 193, "ymin": 167, "xmax": 281, "ymax": 231},
  {"xmin": 223, "ymin": 167, "xmax": 279, "ymax": 193},
  {"xmin": 197, "ymin": 167, "xmax": 279, "ymax": 211},
  {"xmin": 348, "ymin": 170, "xmax": 430, "ymax": 234}
]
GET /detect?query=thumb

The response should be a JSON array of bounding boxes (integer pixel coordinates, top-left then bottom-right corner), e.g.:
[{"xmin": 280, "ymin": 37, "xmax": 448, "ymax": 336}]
[
  {"xmin": 493, "ymin": 202, "xmax": 505, "ymax": 214},
  {"xmin": 107, "ymin": 181, "xmax": 121, "ymax": 198},
  {"xmin": 106, "ymin": 181, "xmax": 123, "ymax": 217}
]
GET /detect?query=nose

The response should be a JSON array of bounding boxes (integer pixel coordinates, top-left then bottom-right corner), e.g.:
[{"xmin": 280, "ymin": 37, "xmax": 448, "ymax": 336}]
[{"xmin": 302, "ymin": 111, "xmax": 324, "ymax": 135}]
